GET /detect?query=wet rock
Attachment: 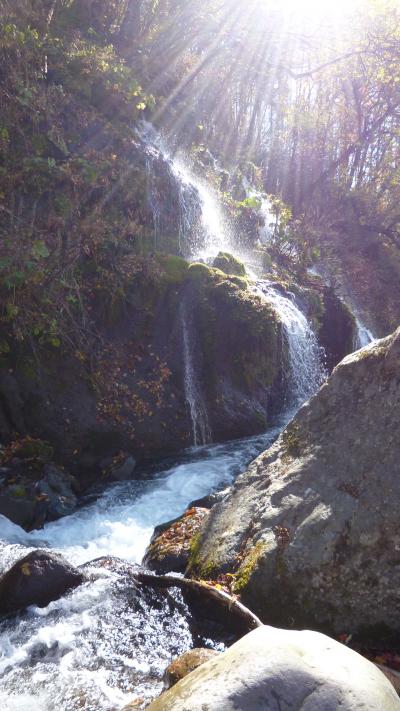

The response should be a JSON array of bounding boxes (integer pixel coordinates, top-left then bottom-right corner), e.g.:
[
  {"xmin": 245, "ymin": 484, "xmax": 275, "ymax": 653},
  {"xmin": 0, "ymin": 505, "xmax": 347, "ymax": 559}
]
[
  {"xmin": 318, "ymin": 286, "xmax": 356, "ymax": 371},
  {"xmin": 191, "ymin": 328, "xmax": 400, "ymax": 642},
  {"xmin": 0, "ymin": 445, "xmax": 78, "ymax": 530},
  {"xmin": 0, "ymin": 550, "xmax": 85, "ymax": 614},
  {"xmin": 0, "ymin": 492, "xmax": 36, "ymax": 529},
  {"xmin": 143, "ymin": 507, "xmax": 209, "ymax": 574},
  {"xmin": 146, "ymin": 626, "xmax": 400, "ymax": 711},
  {"xmin": 188, "ymin": 488, "xmax": 230, "ymax": 510},
  {"xmin": 110, "ymin": 455, "xmax": 137, "ymax": 481},
  {"xmin": 164, "ymin": 648, "xmax": 220, "ymax": 689}
]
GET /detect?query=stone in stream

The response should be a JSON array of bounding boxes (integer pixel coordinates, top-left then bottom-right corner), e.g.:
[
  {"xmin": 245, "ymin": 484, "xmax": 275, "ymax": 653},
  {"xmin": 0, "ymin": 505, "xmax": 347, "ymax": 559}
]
[
  {"xmin": 0, "ymin": 440, "xmax": 79, "ymax": 531},
  {"xmin": 164, "ymin": 648, "xmax": 220, "ymax": 689},
  {"xmin": 0, "ymin": 550, "xmax": 85, "ymax": 614},
  {"xmin": 189, "ymin": 327, "xmax": 400, "ymax": 642},
  {"xmin": 146, "ymin": 626, "xmax": 400, "ymax": 711},
  {"xmin": 143, "ymin": 507, "xmax": 209, "ymax": 574}
]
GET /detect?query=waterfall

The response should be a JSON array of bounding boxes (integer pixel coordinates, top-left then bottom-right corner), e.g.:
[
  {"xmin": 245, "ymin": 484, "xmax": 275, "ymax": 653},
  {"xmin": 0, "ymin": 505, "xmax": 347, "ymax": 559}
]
[
  {"xmin": 242, "ymin": 177, "xmax": 276, "ymax": 244},
  {"xmin": 137, "ymin": 122, "xmax": 326, "ymax": 414},
  {"xmin": 181, "ymin": 302, "xmax": 211, "ymax": 446},
  {"xmin": 257, "ymin": 282, "xmax": 326, "ymax": 409},
  {"xmin": 136, "ymin": 121, "xmax": 231, "ymax": 260},
  {"xmin": 354, "ymin": 318, "xmax": 375, "ymax": 350}
]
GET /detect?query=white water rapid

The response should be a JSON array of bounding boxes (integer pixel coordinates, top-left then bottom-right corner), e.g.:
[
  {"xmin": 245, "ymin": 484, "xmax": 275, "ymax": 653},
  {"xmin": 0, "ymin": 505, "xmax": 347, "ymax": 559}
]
[
  {"xmin": 0, "ymin": 433, "xmax": 279, "ymax": 711},
  {"xmin": 0, "ymin": 123, "xmax": 328, "ymax": 711}
]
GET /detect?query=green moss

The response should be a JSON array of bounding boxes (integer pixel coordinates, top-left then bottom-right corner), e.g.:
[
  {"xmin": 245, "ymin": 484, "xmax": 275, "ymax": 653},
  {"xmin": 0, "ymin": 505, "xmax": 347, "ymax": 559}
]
[
  {"xmin": 158, "ymin": 254, "xmax": 189, "ymax": 284},
  {"xmin": 10, "ymin": 485, "xmax": 27, "ymax": 498},
  {"xmin": 233, "ymin": 541, "xmax": 267, "ymax": 593},
  {"xmin": 227, "ymin": 275, "xmax": 249, "ymax": 290},
  {"xmin": 282, "ymin": 424, "xmax": 302, "ymax": 457},
  {"xmin": 212, "ymin": 251, "xmax": 246, "ymax": 276},
  {"xmin": 187, "ymin": 532, "xmax": 219, "ymax": 579},
  {"xmin": 188, "ymin": 532, "xmax": 202, "ymax": 568},
  {"xmin": 187, "ymin": 262, "xmax": 222, "ymax": 281},
  {"xmin": 14, "ymin": 438, "xmax": 54, "ymax": 463}
]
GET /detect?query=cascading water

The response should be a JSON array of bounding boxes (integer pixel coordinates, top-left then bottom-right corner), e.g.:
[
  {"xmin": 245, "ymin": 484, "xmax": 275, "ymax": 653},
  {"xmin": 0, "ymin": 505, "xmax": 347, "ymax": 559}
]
[
  {"xmin": 354, "ymin": 318, "xmax": 376, "ymax": 349},
  {"xmin": 242, "ymin": 177, "xmax": 276, "ymax": 245},
  {"xmin": 257, "ymin": 282, "xmax": 326, "ymax": 410},
  {"xmin": 181, "ymin": 301, "xmax": 211, "ymax": 446},
  {"xmin": 137, "ymin": 121, "xmax": 232, "ymax": 260},
  {"xmin": 0, "ymin": 122, "xmax": 328, "ymax": 711}
]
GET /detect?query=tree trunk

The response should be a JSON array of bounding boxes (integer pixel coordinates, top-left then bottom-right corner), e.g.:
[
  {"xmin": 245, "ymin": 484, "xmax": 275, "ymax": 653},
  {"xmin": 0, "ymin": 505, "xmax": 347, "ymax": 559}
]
[{"xmin": 119, "ymin": 0, "xmax": 142, "ymax": 47}]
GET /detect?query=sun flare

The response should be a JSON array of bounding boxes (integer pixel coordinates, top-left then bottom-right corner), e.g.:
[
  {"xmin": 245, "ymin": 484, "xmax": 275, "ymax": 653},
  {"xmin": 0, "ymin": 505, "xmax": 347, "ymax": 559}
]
[{"xmin": 257, "ymin": 0, "xmax": 363, "ymax": 26}]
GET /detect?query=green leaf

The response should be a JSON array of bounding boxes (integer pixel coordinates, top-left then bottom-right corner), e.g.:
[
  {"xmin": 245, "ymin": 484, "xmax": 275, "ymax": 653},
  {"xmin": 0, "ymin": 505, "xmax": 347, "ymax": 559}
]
[
  {"xmin": 32, "ymin": 241, "xmax": 50, "ymax": 260},
  {"xmin": 6, "ymin": 303, "xmax": 19, "ymax": 320}
]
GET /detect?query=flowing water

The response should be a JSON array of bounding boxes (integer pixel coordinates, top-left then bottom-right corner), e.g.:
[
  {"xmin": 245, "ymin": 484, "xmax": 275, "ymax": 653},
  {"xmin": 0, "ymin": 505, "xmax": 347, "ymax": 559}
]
[
  {"xmin": 0, "ymin": 124, "xmax": 328, "ymax": 710},
  {"xmin": 181, "ymin": 302, "xmax": 211, "ymax": 446},
  {"xmin": 257, "ymin": 282, "xmax": 326, "ymax": 410},
  {"xmin": 0, "ymin": 433, "xmax": 279, "ymax": 711},
  {"xmin": 354, "ymin": 318, "xmax": 376, "ymax": 349}
]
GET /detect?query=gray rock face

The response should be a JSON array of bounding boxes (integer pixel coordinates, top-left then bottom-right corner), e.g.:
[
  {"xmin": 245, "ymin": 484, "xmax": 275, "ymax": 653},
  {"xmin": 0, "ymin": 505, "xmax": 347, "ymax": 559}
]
[
  {"xmin": 111, "ymin": 455, "xmax": 136, "ymax": 481},
  {"xmin": 190, "ymin": 328, "xmax": 400, "ymax": 639},
  {"xmin": 146, "ymin": 626, "xmax": 400, "ymax": 711}
]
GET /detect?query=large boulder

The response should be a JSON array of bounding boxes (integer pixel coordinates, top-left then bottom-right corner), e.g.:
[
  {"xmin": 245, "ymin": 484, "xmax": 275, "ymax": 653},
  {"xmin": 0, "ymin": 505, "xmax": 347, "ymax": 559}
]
[
  {"xmin": 190, "ymin": 328, "xmax": 400, "ymax": 641},
  {"xmin": 0, "ymin": 256, "xmax": 284, "ymax": 482},
  {"xmin": 0, "ymin": 550, "xmax": 85, "ymax": 614},
  {"xmin": 146, "ymin": 625, "xmax": 400, "ymax": 710}
]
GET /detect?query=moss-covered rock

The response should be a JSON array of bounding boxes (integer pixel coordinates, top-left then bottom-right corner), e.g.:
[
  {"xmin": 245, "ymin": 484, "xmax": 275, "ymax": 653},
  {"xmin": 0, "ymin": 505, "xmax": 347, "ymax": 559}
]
[
  {"xmin": 164, "ymin": 648, "xmax": 220, "ymax": 689},
  {"xmin": 0, "ymin": 257, "xmax": 285, "ymax": 489},
  {"xmin": 0, "ymin": 440, "xmax": 79, "ymax": 531},
  {"xmin": 212, "ymin": 251, "xmax": 247, "ymax": 276},
  {"xmin": 143, "ymin": 507, "xmax": 210, "ymax": 574}
]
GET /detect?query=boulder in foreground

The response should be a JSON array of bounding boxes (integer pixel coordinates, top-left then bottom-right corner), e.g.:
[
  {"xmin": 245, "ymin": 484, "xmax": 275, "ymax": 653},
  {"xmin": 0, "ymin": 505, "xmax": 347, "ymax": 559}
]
[
  {"xmin": 146, "ymin": 625, "xmax": 400, "ymax": 711},
  {"xmin": 0, "ymin": 550, "xmax": 85, "ymax": 614},
  {"xmin": 190, "ymin": 328, "xmax": 400, "ymax": 641}
]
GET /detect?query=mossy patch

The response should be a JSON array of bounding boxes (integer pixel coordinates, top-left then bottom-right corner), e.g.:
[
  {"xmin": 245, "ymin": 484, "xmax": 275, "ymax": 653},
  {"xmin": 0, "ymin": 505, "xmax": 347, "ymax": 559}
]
[
  {"xmin": 5, "ymin": 437, "xmax": 54, "ymax": 464},
  {"xmin": 187, "ymin": 262, "xmax": 224, "ymax": 281},
  {"xmin": 233, "ymin": 540, "xmax": 268, "ymax": 593},
  {"xmin": 227, "ymin": 275, "xmax": 249, "ymax": 290},
  {"xmin": 282, "ymin": 424, "xmax": 303, "ymax": 457},
  {"xmin": 212, "ymin": 251, "xmax": 247, "ymax": 277},
  {"xmin": 188, "ymin": 532, "xmax": 219, "ymax": 579},
  {"xmin": 158, "ymin": 254, "xmax": 189, "ymax": 284}
]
